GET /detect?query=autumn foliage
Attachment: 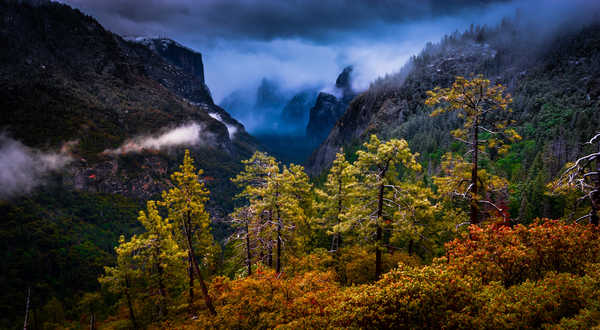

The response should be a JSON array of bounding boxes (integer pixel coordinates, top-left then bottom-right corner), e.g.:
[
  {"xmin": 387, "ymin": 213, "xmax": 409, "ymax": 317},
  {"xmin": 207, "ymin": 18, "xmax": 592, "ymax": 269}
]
[
  {"xmin": 328, "ymin": 220, "xmax": 600, "ymax": 329},
  {"xmin": 153, "ymin": 220, "xmax": 600, "ymax": 329}
]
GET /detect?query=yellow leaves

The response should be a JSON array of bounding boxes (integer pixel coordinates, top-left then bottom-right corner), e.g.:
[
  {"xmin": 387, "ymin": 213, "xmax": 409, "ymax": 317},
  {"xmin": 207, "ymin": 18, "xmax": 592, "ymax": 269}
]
[
  {"xmin": 425, "ymin": 74, "xmax": 519, "ymax": 155},
  {"xmin": 497, "ymin": 144, "xmax": 510, "ymax": 155},
  {"xmin": 504, "ymin": 128, "xmax": 522, "ymax": 142}
]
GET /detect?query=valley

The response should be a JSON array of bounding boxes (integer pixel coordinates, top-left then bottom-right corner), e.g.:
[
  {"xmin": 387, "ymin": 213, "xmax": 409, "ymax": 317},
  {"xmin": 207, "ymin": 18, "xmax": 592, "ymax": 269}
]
[{"xmin": 1, "ymin": 0, "xmax": 600, "ymax": 328}]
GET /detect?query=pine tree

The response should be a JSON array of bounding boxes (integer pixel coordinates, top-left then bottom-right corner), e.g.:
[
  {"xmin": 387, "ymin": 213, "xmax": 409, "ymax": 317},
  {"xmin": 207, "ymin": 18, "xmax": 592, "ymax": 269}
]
[
  {"xmin": 346, "ymin": 135, "xmax": 421, "ymax": 279},
  {"xmin": 426, "ymin": 74, "xmax": 520, "ymax": 224},
  {"xmin": 99, "ymin": 201, "xmax": 186, "ymax": 323},
  {"xmin": 316, "ymin": 150, "xmax": 359, "ymax": 252},
  {"xmin": 99, "ymin": 236, "xmax": 142, "ymax": 329},
  {"xmin": 134, "ymin": 201, "xmax": 185, "ymax": 318},
  {"xmin": 232, "ymin": 152, "xmax": 280, "ymax": 269},
  {"xmin": 161, "ymin": 150, "xmax": 216, "ymax": 315},
  {"xmin": 231, "ymin": 151, "xmax": 312, "ymax": 273}
]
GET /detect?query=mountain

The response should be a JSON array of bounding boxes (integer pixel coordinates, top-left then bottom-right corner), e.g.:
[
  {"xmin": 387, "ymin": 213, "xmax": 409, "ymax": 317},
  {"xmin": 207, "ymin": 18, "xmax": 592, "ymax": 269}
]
[
  {"xmin": 280, "ymin": 88, "xmax": 319, "ymax": 134},
  {"xmin": 0, "ymin": 1, "xmax": 256, "ymax": 201},
  {"xmin": 220, "ymin": 78, "xmax": 292, "ymax": 134},
  {"xmin": 307, "ymin": 20, "xmax": 600, "ymax": 185},
  {"xmin": 0, "ymin": 1, "xmax": 257, "ymax": 325},
  {"xmin": 306, "ymin": 65, "xmax": 356, "ymax": 145}
]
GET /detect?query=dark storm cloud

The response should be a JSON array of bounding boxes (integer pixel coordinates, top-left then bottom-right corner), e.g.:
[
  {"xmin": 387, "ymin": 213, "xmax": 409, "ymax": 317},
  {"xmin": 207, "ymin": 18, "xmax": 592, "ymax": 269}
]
[
  {"xmin": 64, "ymin": 0, "xmax": 510, "ymax": 40},
  {"xmin": 58, "ymin": 0, "xmax": 600, "ymax": 111}
]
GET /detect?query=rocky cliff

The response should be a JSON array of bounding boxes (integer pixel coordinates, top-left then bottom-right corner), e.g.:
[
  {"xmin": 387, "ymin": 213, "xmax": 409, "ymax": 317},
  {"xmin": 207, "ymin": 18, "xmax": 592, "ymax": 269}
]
[
  {"xmin": 305, "ymin": 65, "xmax": 356, "ymax": 145},
  {"xmin": 280, "ymin": 89, "xmax": 319, "ymax": 134}
]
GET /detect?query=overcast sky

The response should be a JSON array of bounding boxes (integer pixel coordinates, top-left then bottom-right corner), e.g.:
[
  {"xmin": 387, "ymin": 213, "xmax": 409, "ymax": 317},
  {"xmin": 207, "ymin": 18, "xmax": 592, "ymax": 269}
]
[{"xmin": 60, "ymin": 0, "xmax": 599, "ymax": 102}]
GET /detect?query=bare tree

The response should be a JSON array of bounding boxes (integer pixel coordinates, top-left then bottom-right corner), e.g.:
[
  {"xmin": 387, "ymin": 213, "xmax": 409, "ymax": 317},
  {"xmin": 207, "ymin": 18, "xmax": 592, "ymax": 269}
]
[{"xmin": 553, "ymin": 133, "xmax": 600, "ymax": 225}]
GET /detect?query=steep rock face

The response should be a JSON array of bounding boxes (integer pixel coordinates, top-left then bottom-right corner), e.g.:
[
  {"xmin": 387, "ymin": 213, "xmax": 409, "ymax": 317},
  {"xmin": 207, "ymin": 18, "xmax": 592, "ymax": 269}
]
[
  {"xmin": 129, "ymin": 37, "xmax": 213, "ymax": 104},
  {"xmin": 305, "ymin": 66, "xmax": 356, "ymax": 144},
  {"xmin": 280, "ymin": 89, "xmax": 319, "ymax": 134},
  {"xmin": 336, "ymin": 65, "xmax": 355, "ymax": 102},
  {"xmin": 256, "ymin": 78, "xmax": 287, "ymax": 109},
  {"xmin": 307, "ymin": 22, "xmax": 600, "ymax": 177},
  {"xmin": 0, "ymin": 1, "xmax": 256, "ymax": 201},
  {"xmin": 305, "ymin": 92, "xmax": 345, "ymax": 143}
]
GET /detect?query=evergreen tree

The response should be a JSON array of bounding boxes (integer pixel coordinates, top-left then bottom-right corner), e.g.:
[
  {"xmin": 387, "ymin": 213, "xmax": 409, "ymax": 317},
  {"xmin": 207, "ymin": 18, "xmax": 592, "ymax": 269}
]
[
  {"xmin": 316, "ymin": 150, "xmax": 359, "ymax": 252},
  {"xmin": 426, "ymin": 74, "xmax": 520, "ymax": 224},
  {"xmin": 345, "ymin": 135, "xmax": 421, "ymax": 279},
  {"xmin": 161, "ymin": 150, "xmax": 217, "ymax": 315},
  {"xmin": 551, "ymin": 133, "xmax": 600, "ymax": 224},
  {"xmin": 99, "ymin": 236, "xmax": 142, "ymax": 329},
  {"xmin": 232, "ymin": 151, "xmax": 312, "ymax": 273},
  {"xmin": 99, "ymin": 201, "xmax": 185, "ymax": 323},
  {"xmin": 231, "ymin": 152, "xmax": 280, "ymax": 269}
]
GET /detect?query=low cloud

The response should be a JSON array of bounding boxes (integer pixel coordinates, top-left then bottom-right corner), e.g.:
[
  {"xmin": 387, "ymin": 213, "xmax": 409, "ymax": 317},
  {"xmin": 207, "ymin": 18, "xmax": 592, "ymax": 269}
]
[
  {"xmin": 102, "ymin": 122, "xmax": 205, "ymax": 155},
  {"xmin": 208, "ymin": 113, "xmax": 238, "ymax": 138},
  {"xmin": 0, "ymin": 135, "xmax": 74, "ymax": 198}
]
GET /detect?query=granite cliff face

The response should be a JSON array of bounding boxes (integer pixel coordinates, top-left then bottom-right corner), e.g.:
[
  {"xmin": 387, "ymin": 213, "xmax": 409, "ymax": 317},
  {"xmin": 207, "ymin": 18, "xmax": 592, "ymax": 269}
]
[
  {"xmin": 0, "ymin": 1, "xmax": 256, "ymax": 202},
  {"xmin": 305, "ymin": 66, "xmax": 356, "ymax": 145},
  {"xmin": 128, "ymin": 37, "xmax": 214, "ymax": 105},
  {"xmin": 280, "ymin": 89, "xmax": 319, "ymax": 134}
]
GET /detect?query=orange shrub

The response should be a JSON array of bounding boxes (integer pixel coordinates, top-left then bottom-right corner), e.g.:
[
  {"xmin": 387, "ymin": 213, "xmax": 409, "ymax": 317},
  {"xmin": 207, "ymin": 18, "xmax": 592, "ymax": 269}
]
[
  {"xmin": 194, "ymin": 268, "xmax": 340, "ymax": 329},
  {"xmin": 440, "ymin": 220, "xmax": 600, "ymax": 285}
]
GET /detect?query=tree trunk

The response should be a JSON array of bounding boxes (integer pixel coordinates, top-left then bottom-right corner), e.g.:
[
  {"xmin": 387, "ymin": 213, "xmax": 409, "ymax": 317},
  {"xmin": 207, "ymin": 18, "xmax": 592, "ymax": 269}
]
[
  {"xmin": 23, "ymin": 287, "xmax": 30, "ymax": 330},
  {"xmin": 246, "ymin": 220, "xmax": 252, "ymax": 276},
  {"xmin": 124, "ymin": 275, "xmax": 139, "ymax": 330},
  {"xmin": 89, "ymin": 312, "xmax": 95, "ymax": 330},
  {"xmin": 591, "ymin": 142, "xmax": 600, "ymax": 225},
  {"xmin": 276, "ymin": 217, "xmax": 282, "ymax": 274},
  {"xmin": 408, "ymin": 239, "xmax": 414, "ymax": 256},
  {"xmin": 188, "ymin": 247, "xmax": 216, "ymax": 315},
  {"xmin": 375, "ymin": 181, "xmax": 385, "ymax": 280},
  {"xmin": 275, "ymin": 188, "xmax": 282, "ymax": 274},
  {"xmin": 471, "ymin": 119, "xmax": 480, "ymax": 225},
  {"xmin": 157, "ymin": 261, "xmax": 167, "ymax": 319},
  {"xmin": 334, "ymin": 177, "xmax": 343, "ymax": 251},
  {"xmin": 185, "ymin": 213, "xmax": 217, "ymax": 316},
  {"xmin": 188, "ymin": 253, "xmax": 194, "ymax": 312}
]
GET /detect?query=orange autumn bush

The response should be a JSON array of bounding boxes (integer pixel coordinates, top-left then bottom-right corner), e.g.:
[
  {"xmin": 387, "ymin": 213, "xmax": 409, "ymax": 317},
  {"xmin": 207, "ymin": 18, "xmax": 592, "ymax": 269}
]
[
  {"xmin": 176, "ymin": 221, "xmax": 600, "ymax": 329},
  {"xmin": 439, "ymin": 220, "xmax": 600, "ymax": 285},
  {"xmin": 194, "ymin": 268, "xmax": 340, "ymax": 329},
  {"xmin": 317, "ymin": 220, "xmax": 600, "ymax": 329}
]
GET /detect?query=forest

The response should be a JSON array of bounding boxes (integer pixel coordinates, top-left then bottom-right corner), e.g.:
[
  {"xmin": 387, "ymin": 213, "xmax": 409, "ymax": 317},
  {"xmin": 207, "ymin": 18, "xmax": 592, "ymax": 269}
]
[{"xmin": 27, "ymin": 76, "xmax": 599, "ymax": 329}]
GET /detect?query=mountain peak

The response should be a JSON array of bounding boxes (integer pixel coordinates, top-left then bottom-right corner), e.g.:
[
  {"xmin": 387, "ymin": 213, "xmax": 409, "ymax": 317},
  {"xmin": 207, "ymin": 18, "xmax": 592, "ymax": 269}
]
[{"xmin": 335, "ymin": 65, "xmax": 354, "ymax": 90}]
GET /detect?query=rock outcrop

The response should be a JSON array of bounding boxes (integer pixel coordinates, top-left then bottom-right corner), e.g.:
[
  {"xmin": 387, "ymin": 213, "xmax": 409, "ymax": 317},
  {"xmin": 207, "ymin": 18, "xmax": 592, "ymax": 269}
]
[
  {"xmin": 305, "ymin": 66, "xmax": 356, "ymax": 145},
  {"xmin": 280, "ymin": 89, "xmax": 319, "ymax": 134}
]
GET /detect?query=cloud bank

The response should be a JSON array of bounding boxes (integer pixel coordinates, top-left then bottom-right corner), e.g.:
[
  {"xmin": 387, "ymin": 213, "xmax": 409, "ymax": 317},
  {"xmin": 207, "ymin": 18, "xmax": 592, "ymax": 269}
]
[
  {"xmin": 61, "ymin": 0, "xmax": 600, "ymax": 106},
  {"xmin": 0, "ymin": 135, "xmax": 74, "ymax": 198}
]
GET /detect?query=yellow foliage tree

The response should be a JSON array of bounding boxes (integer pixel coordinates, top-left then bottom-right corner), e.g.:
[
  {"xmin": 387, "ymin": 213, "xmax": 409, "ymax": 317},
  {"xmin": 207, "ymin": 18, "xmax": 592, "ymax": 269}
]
[
  {"xmin": 344, "ymin": 135, "xmax": 422, "ymax": 279},
  {"xmin": 315, "ymin": 150, "xmax": 359, "ymax": 252},
  {"xmin": 161, "ymin": 150, "xmax": 216, "ymax": 315},
  {"xmin": 426, "ymin": 75, "xmax": 520, "ymax": 224}
]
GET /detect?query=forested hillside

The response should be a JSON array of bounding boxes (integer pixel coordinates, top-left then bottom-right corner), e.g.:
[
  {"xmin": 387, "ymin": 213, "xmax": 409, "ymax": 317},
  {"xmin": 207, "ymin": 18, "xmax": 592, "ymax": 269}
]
[{"xmin": 308, "ymin": 18, "xmax": 600, "ymax": 225}]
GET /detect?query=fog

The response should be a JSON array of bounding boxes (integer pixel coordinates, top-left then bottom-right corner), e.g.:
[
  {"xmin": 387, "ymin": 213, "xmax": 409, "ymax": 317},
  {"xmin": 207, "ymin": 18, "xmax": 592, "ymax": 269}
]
[
  {"xmin": 102, "ymin": 122, "xmax": 207, "ymax": 155},
  {"xmin": 60, "ymin": 0, "xmax": 600, "ymax": 130},
  {"xmin": 0, "ymin": 135, "xmax": 74, "ymax": 198}
]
